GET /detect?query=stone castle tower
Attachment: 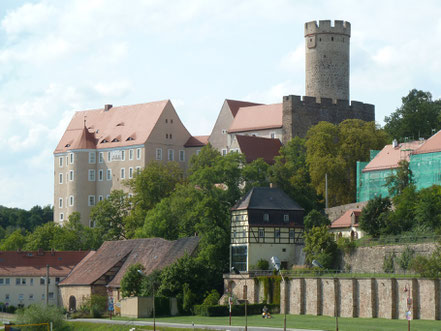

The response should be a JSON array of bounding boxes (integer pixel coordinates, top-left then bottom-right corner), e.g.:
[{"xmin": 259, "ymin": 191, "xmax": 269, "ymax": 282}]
[
  {"xmin": 282, "ymin": 20, "xmax": 375, "ymax": 142},
  {"xmin": 305, "ymin": 20, "xmax": 351, "ymax": 100}
]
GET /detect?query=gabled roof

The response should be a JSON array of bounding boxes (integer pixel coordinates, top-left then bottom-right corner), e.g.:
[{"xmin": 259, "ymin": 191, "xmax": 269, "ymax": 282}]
[
  {"xmin": 413, "ymin": 130, "xmax": 441, "ymax": 155},
  {"xmin": 330, "ymin": 209, "xmax": 361, "ymax": 229},
  {"xmin": 59, "ymin": 237, "xmax": 199, "ymax": 288},
  {"xmin": 225, "ymin": 99, "xmax": 262, "ymax": 117},
  {"xmin": 185, "ymin": 135, "xmax": 209, "ymax": 147},
  {"xmin": 232, "ymin": 187, "xmax": 304, "ymax": 211},
  {"xmin": 362, "ymin": 141, "xmax": 424, "ymax": 172},
  {"xmin": 0, "ymin": 250, "xmax": 91, "ymax": 277},
  {"xmin": 228, "ymin": 103, "xmax": 283, "ymax": 133},
  {"xmin": 235, "ymin": 135, "xmax": 282, "ymax": 165},
  {"xmin": 54, "ymin": 100, "xmax": 171, "ymax": 153}
]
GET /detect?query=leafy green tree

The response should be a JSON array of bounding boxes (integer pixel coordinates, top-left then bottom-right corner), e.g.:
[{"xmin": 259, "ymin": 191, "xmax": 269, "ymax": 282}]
[
  {"xmin": 410, "ymin": 245, "xmax": 441, "ymax": 278},
  {"xmin": 24, "ymin": 222, "xmax": 62, "ymax": 250},
  {"xmin": 202, "ymin": 289, "xmax": 220, "ymax": 306},
  {"xmin": 359, "ymin": 196, "xmax": 392, "ymax": 238},
  {"xmin": 242, "ymin": 158, "xmax": 270, "ymax": 193},
  {"xmin": 270, "ymin": 137, "xmax": 320, "ymax": 212},
  {"xmin": 16, "ymin": 304, "xmax": 67, "ymax": 330},
  {"xmin": 90, "ymin": 190, "xmax": 131, "ymax": 240},
  {"xmin": 384, "ymin": 185, "xmax": 417, "ymax": 235},
  {"xmin": 120, "ymin": 263, "xmax": 146, "ymax": 298},
  {"xmin": 385, "ymin": 160, "xmax": 414, "ymax": 196},
  {"xmin": 0, "ymin": 229, "xmax": 27, "ymax": 250},
  {"xmin": 414, "ymin": 185, "xmax": 441, "ymax": 231},
  {"xmin": 303, "ymin": 209, "xmax": 330, "ymax": 233},
  {"xmin": 385, "ymin": 89, "xmax": 441, "ymax": 140},
  {"xmin": 303, "ymin": 225, "xmax": 338, "ymax": 269},
  {"xmin": 141, "ymin": 269, "xmax": 162, "ymax": 297}
]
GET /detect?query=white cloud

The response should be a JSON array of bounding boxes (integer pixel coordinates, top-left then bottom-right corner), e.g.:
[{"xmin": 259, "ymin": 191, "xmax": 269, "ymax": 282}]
[
  {"xmin": 244, "ymin": 81, "xmax": 301, "ymax": 104},
  {"xmin": 93, "ymin": 81, "xmax": 132, "ymax": 98}
]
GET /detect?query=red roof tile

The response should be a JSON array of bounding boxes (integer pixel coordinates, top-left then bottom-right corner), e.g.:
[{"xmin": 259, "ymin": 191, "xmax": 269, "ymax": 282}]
[
  {"xmin": 54, "ymin": 100, "xmax": 172, "ymax": 154},
  {"xmin": 235, "ymin": 135, "xmax": 282, "ymax": 164},
  {"xmin": 362, "ymin": 141, "xmax": 424, "ymax": 172},
  {"xmin": 330, "ymin": 209, "xmax": 361, "ymax": 229},
  {"xmin": 184, "ymin": 135, "xmax": 209, "ymax": 147},
  {"xmin": 413, "ymin": 130, "xmax": 441, "ymax": 155},
  {"xmin": 225, "ymin": 99, "xmax": 262, "ymax": 117},
  {"xmin": 0, "ymin": 251, "xmax": 91, "ymax": 277},
  {"xmin": 229, "ymin": 104, "xmax": 282, "ymax": 133}
]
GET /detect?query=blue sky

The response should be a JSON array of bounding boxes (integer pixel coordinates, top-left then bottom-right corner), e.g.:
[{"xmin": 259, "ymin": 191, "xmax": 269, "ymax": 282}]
[{"xmin": 1, "ymin": 0, "xmax": 441, "ymax": 209}]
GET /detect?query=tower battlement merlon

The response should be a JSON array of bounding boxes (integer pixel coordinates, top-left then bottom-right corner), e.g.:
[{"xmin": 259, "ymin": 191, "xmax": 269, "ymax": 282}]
[{"xmin": 304, "ymin": 20, "xmax": 351, "ymax": 37}]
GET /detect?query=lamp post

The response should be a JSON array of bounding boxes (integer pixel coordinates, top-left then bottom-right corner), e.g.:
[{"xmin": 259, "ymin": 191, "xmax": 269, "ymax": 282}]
[
  {"xmin": 231, "ymin": 267, "xmax": 247, "ymax": 331},
  {"xmin": 138, "ymin": 270, "xmax": 155, "ymax": 331},
  {"xmin": 271, "ymin": 256, "xmax": 286, "ymax": 331}
]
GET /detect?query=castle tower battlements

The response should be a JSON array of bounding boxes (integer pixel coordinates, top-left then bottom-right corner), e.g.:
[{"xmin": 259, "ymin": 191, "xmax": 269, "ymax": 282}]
[{"xmin": 305, "ymin": 20, "xmax": 351, "ymax": 101}]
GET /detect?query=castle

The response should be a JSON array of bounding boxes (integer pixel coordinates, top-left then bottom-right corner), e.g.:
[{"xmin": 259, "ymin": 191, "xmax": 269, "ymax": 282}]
[{"xmin": 54, "ymin": 20, "xmax": 375, "ymax": 226}]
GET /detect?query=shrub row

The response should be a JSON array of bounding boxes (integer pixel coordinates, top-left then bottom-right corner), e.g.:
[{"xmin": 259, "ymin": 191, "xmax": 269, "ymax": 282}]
[{"xmin": 194, "ymin": 303, "xmax": 279, "ymax": 317}]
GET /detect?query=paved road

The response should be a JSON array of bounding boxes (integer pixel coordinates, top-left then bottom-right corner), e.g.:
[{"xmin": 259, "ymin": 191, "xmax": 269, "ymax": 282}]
[{"xmin": 71, "ymin": 318, "xmax": 323, "ymax": 331}]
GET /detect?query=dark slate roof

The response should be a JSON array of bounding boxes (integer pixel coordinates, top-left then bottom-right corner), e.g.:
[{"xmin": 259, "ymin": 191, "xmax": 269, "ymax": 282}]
[
  {"xmin": 59, "ymin": 237, "xmax": 199, "ymax": 288},
  {"xmin": 232, "ymin": 187, "xmax": 304, "ymax": 211}
]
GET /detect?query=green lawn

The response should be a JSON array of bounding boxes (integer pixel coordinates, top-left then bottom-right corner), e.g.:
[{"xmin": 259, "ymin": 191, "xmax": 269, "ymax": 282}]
[{"xmin": 103, "ymin": 314, "xmax": 441, "ymax": 331}]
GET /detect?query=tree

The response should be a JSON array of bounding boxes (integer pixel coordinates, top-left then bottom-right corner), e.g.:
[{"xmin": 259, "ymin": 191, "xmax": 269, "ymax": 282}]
[
  {"xmin": 385, "ymin": 89, "xmax": 441, "ymax": 140},
  {"xmin": 303, "ymin": 225, "xmax": 338, "ymax": 269},
  {"xmin": 385, "ymin": 160, "xmax": 414, "ymax": 196},
  {"xmin": 120, "ymin": 263, "xmax": 146, "ymax": 298},
  {"xmin": 414, "ymin": 185, "xmax": 441, "ymax": 231},
  {"xmin": 141, "ymin": 269, "xmax": 162, "ymax": 297},
  {"xmin": 409, "ymin": 245, "xmax": 441, "ymax": 278},
  {"xmin": 269, "ymin": 137, "xmax": 320, "ymax": 212},
  {"xmin": 303, "ymin": 210, "xmax": 330, "ymax": 233},
  {"xmin": 0, "ymin": 229, "xmax": 27, "ymax": 250},
  {"xmin": 242, "ymin": 158, "xmax": 270, "ymax": 193},
  {"xmin": 359, "ymin": 196, "xmax": 392, "ymax": 238},
  {"xmin": 90, "ymin": 190, "xmax": 131, "ymax": 240},
  {"xmin": 24, "ymin": 222, "xmax": 62, "ymax": 250}
]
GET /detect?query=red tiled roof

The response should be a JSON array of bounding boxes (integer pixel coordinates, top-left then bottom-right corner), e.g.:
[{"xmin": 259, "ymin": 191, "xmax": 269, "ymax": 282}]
[
  {"xmin": 54, "ymin": 100, "xmax": 172, "ymax": 154},
  {"xmin": 235, "ymin": 135, "xmax": 282, "ymax": 165},
  {"xmin": 59, "ymin": 237, "xmax": 199, "ymax": 288},
  {"xmin": 225, "ymin": 99, "xmax": 262, "ymax": 117},
  {"xmin": 0, "ymin": 251, "xmax": 91, "ymax": 277},
  {"xmin": 362, "ymin": 141, "xmax": 424, "ymax": 172},
  {"xmin": 184, "ymin": 135, "xmax": 209, "ymax": 147},
  {"xmin": 330, "ymin": 209, "xmax": 361, "ymax": 229},
  {"xmin": 413, "ymin": 130, "xmax": 441, "ymax": 155},
  {"xmin": 229, "ymin": 103, "xmax": 282, "ymax": 133}
]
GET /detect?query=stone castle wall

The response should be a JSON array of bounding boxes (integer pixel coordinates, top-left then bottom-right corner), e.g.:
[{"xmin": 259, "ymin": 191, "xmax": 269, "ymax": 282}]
[{"xmin": 282, "ymin": 95, "xmax": 375, "ymax": 142}]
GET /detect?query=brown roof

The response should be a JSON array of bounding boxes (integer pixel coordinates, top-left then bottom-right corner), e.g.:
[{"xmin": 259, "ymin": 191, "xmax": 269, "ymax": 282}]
[
  {"xmin": 235, "ymin": 135, "xmax": 282, "ymax": 164},
  {"xmin": 225, "ymin": 99, "xmax": 262, "ymax": 117},
  {"xmin": 59, "ymin": 237, "xmax": 199, "ymax": 288},
  {"xmin": 362, "ymin": 141, "xmax": 424, "ymax": 172},
  {"xmin": 330, "ymin": 209, "xmax": 361, "ymax": 229},
  {"xmin": 229, "ymin": 103, "xmax": 282, "ymax": 133},
  {"xmin": 184, "ymin": 135, "xmax": 209, "ymax": 147},
  {"xmin": 54, "ymin": 100, "xmax": 171, "ymax": 154},
  {"xmin": 0, "ymin": 251, "xmax": 91, "ymax": 277},
  {"xmin": 413, "ymin": 130, "xmax": 441, "ymax": 155}
]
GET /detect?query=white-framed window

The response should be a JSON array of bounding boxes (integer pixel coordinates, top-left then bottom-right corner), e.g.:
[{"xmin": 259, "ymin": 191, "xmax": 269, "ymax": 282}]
[
  {"xmin": 89, "ymin": 152, "xmax": 96, "ymax": 164},
  {"xmin": 196, "ymin": 149, "xmax": 201, "ymax": 155},
  {"xmin": 59, "ymin": 213, "xmax": 64, "ymax": 221},
  {"xmin": 107, "ymin": 169, "xmax": 112, "ymax": 181},
  {"xmin": 69, "ymin": 153, "xmax": 74, "ymax": 164},
  {"xmin": 222, "ymin": 129, "xmax": 227, "ymax": 134},
  {"xmin": 5, "ymin": 294, "xmax": 9, "ymax": 300},
  {"xmin": 99, "ymin": 152, "xmax": 104, "ymax": 163},
  {"xmin": 59, "ymin": 157, "xmax": 63, "ymax": 168},
  {"xmin": 179, "ymin": 150, "xmax": 185, "ymax": 162},
  {"xmin": 59, "ymin": 173, "xmax": 63, "ymax": 184},
  {"xmin": 98, "ymin": 195, "xmax": 103, "ymax": 202},
  {"xmin": 222, "ymin": 149, "xmax": 227, "ymax": 156},
  {"xmin": 106, "ymin": 194, "xmax": 110, "ymax": 199},
  {"xmin": 48, "ymin": 292, "xmax": 54, "ymax": 300},
  {"xmin": 29, "ymin": 294, "xmax": 34, "ymax": 300},
  {"xmin": 88, "ymin": 169, "xmax": 96, "ymax": 181},
  {"xmin": 136, "ymin": 166, "xmax": 141, "ymax": 174},
  {"xmin": 156, "ymin": 148, "xmax": 162, "ymax": 160},
  {"xmin": 98, "ymin": 169, "xmax": 104, "ymax": 181},
  {"xmin": 0, "ymin": 279, "xmax": 3, "ymax": 285},
  {"xmin": 270, "ymin": 132, "xmax": 276, "ymax": 139},
  {"xmin": 263, "ymin": 213, "xmax": 269, "ymax": 222},
  {"xmin": 258, "ymin": 228, "xmax": 265, "ymax": 238},
  {"xmin": 69, "ymin": 195, "xmax": 74, "ymax": 207},
  {"xmin": 30, "ymin": 278, "xmax": 33, "ymax": 286},
  {"xmin": 129, "ymin": 167, "xmax": 133, "ymax": 179},
  {"xmin": 41, "ymin": 294, "xmax": 45, "ymax": 300},
  {"xmin": 88, "ymin": 195, "xmax": 96, "ymax": 206},
  {"xmin": 121, "ymin": 150, "xmax": 125, "ymax": 161},
  {"xmin": 69, "ymin": 170, "xmax": 74, "ymax": 181},
  {"xmin": 15, "ymin": 278, "xmax": 20, "ymax": 285},
  {"xmin": 107, "ymin": 151, "xmax": 111, "ymax": 162},
  {"xmin": 283, "ymin": 214, "xmax": 289, "ymax": 223},
  {"xmin": 121, "ymin": 168, "xmax": 125, "ymax": 179},
  {"xmin": 59, "ymin": 198, "xmax": 63, "ymax": 208},
  {"xmin": 5, "ymin": 278, "xmax": 9, "ymax": 285},
  {"xmin": 129, "ymin": 149, "xmax": 134, "ymax": 160},
  {"xmin": 18, "ymin": 294, "xmax": 24, "ymax": 300},
  {"xmin": 289, "ymin": 229, "xmax": 295, "ymax": 240},
  {"xmin": 136, "ymin": 148, "xmax": 141, "ymax": 160},
  {"xmin": 66, "ymin": 155, "xmax": 68, "ymax": 165},
  {"xmin": 40, "ymin": 278, "xmax": 45, "ymax": 285},
  {"xmin": 168, "ymin": 149, "xmax": 174, "ymax": 161}
]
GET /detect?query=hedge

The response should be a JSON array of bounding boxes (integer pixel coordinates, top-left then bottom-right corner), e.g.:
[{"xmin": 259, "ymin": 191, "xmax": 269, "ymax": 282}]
[{"xmin": 194, "ymin": 303, "xmax": 279, "ymax": 316}]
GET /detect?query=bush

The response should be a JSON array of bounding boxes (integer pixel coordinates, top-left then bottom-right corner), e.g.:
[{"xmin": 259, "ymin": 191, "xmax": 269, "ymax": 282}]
[
  {"xmin": 6, "ymin": 305, "xmax": 17, "ymax": 313},
  {"xmin": 383, "ymin": 254, "xmax": 395, "ymax": 273},
  {"xmin": 81, "ymin": 294, "xmax": 107, "ymax": 318},
  {"xmin": 256, "ymin": 259, "xmax": 269, "ymax": 270},
  {"xmin": 337, "ymin": 237, "xmax": 356, "ymax": 254},
  {"xmin": 398, "ymin": 246, "xmax": 415, "ymax": 271},
  {"xmin": 155, "ymin": 296, "xmax": 171, "ymax": 316},
  {"xmin": 194, "ymin": 303, "xmax": 279, "ymax": 316},
  {"xmin": 202, "ymin": 290, "xmax": 220, "ymax": 306},
  {"xmin": 410, "ymin": 245, "xmax": 441, "ymax": 277},
  {"xmin": 16, "ymin": 304, "xmax": 68, "ymax": 330}
]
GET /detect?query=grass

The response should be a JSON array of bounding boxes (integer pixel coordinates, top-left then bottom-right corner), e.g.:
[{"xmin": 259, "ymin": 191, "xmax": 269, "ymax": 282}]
[{"xmin": 98, "ymin": 313, "xmax": 441, "ymax": 331}]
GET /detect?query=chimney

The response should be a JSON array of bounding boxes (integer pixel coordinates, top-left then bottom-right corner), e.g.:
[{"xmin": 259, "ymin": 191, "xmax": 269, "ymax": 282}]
[{"xmin": 104, "ymin": 104, "xmax": 113, "ymax": 111}]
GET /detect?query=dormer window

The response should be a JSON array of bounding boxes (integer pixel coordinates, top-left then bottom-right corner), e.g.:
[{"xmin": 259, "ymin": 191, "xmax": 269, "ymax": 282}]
[
  {"xmin": 112, "ymin": 138, "xmax": 119, "ymax": 142},
  {"xmin": 126, "ymin": 137, "xmax": 134, "ymax": 141},
  {"xmin": 101, "ymin": 139, "xmax": 108, "ymax": 143},
  {"xmin": 263, "ymin": 213, "xmax": 269, "ymax": 222},
  {"xmin": 65, "ymin": 144, "xmax": 71, "ymax": 148},
  {"xmin": 116, "ymin": 122, "xmax": 124, "ymax": 127}
]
